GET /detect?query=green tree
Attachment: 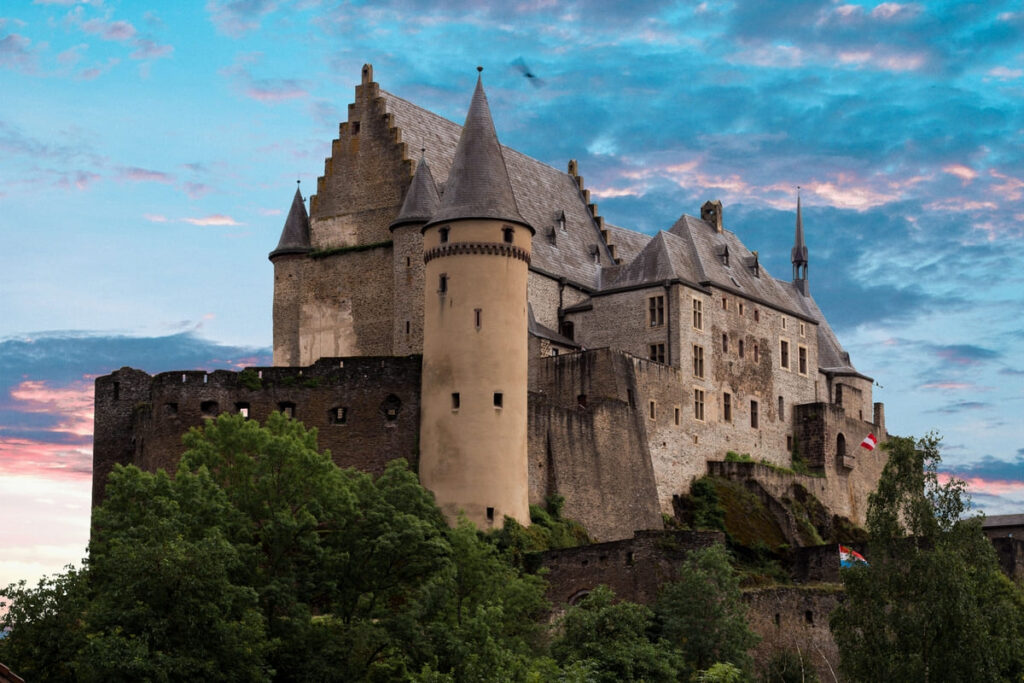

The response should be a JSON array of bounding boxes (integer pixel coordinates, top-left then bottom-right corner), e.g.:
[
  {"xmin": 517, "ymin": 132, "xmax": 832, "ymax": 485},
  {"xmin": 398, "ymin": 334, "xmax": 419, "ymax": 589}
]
[
  {"xmin": 0, "ymin": 566, "xmax": 89, "ymax": 682},
  {"xmin": 830, "ymin": 433, "xmax": 1024, "ymax": 682},
  {"xmin": 552, "ymin": 585, "xmax": 683, "ymax": 682},
  {"xmin": 654, "ymin": 543, "xmax": 759, "ymax": 678}
]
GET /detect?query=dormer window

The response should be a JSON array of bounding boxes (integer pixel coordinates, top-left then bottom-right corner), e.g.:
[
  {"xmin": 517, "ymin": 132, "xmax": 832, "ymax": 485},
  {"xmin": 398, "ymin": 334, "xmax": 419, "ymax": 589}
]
[
  {"xmin": 720, "ymin": 246, "xmax": 729, "ymax": 266},
  {"xmin": 502, "ymin": 227, "xmax": 514, "ymax": 244},
  {"xmin": 556, "ymin": 209, "xmax": 566, "ymax": 232},
  {"xmin": 439, "ymin": 227, "xmax": 449, "ymax": 243}
]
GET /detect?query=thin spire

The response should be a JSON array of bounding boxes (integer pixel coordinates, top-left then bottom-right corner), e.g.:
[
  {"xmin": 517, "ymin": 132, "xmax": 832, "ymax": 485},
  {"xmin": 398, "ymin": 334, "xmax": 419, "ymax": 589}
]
[
  {"xmin": 791, "ymin": 188, "xmax": 808, "ymax": 289},
  {"xmin": 269, "ymin": 185, "xmax": 311, "ymax": 259},
  {"xmin": 423, "ymin": 69, "xmax": 532, "ymax": 232},
  {"xmin": 391, "ymin": 149, "xmax": 440, "ymax": 230}
]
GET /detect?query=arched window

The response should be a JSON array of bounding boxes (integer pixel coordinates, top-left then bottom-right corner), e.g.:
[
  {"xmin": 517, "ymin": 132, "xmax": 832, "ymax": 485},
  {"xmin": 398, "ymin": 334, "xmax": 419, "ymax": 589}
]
[{"xmin": 837, "ymin": 433, "xmax": 847, "ymax": 460}]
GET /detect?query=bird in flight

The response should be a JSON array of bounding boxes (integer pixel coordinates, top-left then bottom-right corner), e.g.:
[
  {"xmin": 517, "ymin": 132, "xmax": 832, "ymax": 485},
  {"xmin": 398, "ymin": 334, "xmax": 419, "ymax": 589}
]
[{"xmin": 512, "ymin": 57, "xmax": 545, "ymax": 88}]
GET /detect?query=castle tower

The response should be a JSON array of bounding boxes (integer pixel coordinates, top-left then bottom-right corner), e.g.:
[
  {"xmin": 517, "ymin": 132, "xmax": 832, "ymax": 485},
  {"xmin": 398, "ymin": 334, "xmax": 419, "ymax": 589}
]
[
  {"xmin": 269, "ymin": 184, "xmax": 312, "ymax": 366},
  {"xmin": 419, "ymin": 69, "xmax": 534, "ymax": 528},
  {"xmin": 791, "ymin": 193, "xmax": 809, "ymax": 295},
  {"xmin": 390, "ymin": 151, "xmax": 439, "ymax": 355}
]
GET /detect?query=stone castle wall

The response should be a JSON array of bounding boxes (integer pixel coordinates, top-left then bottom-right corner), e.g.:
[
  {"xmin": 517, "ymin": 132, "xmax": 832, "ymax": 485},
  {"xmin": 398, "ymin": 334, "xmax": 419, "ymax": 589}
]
[{"xmin": 92, "ymin": 357, "xmax": 421, "ymax": 504}]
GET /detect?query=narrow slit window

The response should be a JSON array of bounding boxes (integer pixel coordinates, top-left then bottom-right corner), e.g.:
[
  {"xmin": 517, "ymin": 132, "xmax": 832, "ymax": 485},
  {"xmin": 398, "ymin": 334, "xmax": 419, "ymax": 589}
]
[
  {"xmin": 739, "ymin": 339, "xmax": 745, "ymax": 358},
  {"xmin": 649, "ymin": 401, "xmax": 656, "ymax": 420},
  {"xmin": 475, "ymin": 308, "xmax": 482, "ymax": 329},
  {"xmin": 406, "ymin": 320, "xmax": 410, "ymax": 335},
  {"xmin": 778, "ymin": 396, "xmax": 784, "ymax": 420},
  {"xmin": 493, "ymin": 392, "xmax": 503, "ymax": 408},
  {"xmin": 750, "ymin": 400, "xmax": 759, "ymax": 429},
  {"xmin": 439, "ymin": 274, "xmax": 448, "ymax": 294},
  {"xmin": 674, "ymin": 407, "xmax": 680, "ymax": 426},
  {"xmin": 723, "ymin": 393, "xmax": 732, "ymax": 422},
  {"xmin": 722, "ymin": 333, "xmax": 729, "ymax": 353},
  {"xmin": 799, "ymin": 346, "xmax": 808, "ymax": 375},
  {"xmin": 627, "ymin": 389, "xmax": 635, "ymax": 408},
  {"xmin": 451, "ymin": 392, "xmax": 460, "ymax": 410}
]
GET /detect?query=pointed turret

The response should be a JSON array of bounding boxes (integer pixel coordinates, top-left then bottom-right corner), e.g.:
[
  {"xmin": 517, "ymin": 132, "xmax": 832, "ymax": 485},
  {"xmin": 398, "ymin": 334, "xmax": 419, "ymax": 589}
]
[
  {"xmin": 390, "ymin": 153, "xmax": 440, "ymax": 230},
  {"xmin": 269, "ymin": 185, "xmax": 311, "ymax": 259},
  {"xmin": 791, "ymin": 193, "xmax": 808, "ymax": 293},
  {"xmin": 423, "ymin": 68, "xmax": 532, "ymax": 233}
]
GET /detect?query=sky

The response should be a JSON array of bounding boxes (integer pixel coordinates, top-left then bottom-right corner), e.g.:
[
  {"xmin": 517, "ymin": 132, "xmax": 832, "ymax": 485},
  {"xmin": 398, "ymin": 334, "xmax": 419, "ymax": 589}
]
[{"xmin": 1, "ymin": 0, "xmax": 1022, "ymax": 590}]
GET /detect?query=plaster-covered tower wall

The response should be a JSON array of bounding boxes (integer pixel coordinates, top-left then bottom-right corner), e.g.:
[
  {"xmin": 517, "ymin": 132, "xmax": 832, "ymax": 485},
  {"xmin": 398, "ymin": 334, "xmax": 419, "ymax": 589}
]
[
  {"xmin": 419, "ymin": 70, "xmax": 534, "ymax": 528},
  {"xmin": 269, "ymin": 185, "xmax": 312, "ymax": 366},
  {"xmin": 390, "ymin": 152, "xmax": 439, "ymax": 355}
]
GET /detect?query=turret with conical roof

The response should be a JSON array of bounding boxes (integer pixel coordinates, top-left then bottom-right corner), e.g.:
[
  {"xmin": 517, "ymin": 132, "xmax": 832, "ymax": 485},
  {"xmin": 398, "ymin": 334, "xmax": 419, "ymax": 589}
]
[
  {"xmin": 792, "ymin": 193, "xmax": 809, "ymax": 294},
  {"xmin": 391, "ymin": 152, "xmax": 439, "ymax": 354},
  {"xmin": 270, "ymin": 184, "xmax": 311, "ymax": 366},
  {"xmin": 419, "ymin": 68, "xmax": 532, "ymax": 529},
  {"xmin": 270, "ymin": 185, "xmax": 312, "ymax": 259}
]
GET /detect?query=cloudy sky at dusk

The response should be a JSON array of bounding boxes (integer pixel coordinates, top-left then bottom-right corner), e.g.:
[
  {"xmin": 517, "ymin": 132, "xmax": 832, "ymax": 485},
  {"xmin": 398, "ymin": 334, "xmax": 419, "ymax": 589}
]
[{"xmin": 2, "ymin": 0, "xmax": 1023, "ymax": 589}]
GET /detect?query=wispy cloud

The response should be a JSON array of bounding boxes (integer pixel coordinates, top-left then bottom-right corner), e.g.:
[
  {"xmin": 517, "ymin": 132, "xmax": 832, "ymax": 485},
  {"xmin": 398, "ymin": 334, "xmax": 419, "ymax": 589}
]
[
  {"xmin": 183, "ymin": 214, "xmax": 242, "ymax": 226},
  {"xmin": 117, "ymin": 166, "xmax": 173, "ymax": 183},
  {"xmin": 206, "ymin": 0, "xmax": 279, "ymax": 37},
  {"xmin": 221, "ymin": 53, "xmax": 308, "ymax": 103},
  {"xmin": 0, "ymin": 33, "xmax": 38, "ymax": 72}
]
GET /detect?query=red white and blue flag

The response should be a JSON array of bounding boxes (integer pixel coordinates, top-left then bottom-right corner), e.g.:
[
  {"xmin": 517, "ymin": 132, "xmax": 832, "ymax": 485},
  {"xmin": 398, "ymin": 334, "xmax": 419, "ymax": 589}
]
[
  {"xmin": 860, "ymin": 433, "xmax": 877, "ymax": 451},
  {"xmin": 840, "ymin": 545, "xmax": 868, "ymax": 568}
]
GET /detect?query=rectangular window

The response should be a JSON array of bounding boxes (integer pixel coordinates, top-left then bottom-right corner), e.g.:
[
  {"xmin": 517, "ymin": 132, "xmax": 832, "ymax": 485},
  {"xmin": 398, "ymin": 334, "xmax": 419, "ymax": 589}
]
[
  {"xmin": 723, "ymin": 393, "xmax": 732, "ymax": 422},
  {"xmin": 451, "ymin": 392, "xmax": 460, "ymax": 410},
  {"xmin": 493, "ymin": 392, "xmax": 503, "ymax": 408},
  {"xmin": 486, "ymin": 506, "xmax": 495, "ymax": 522},
  {"xmin": 236, "ymin": 403, "xmax": 250, "ymax": 418},
  {"xmin": 475, "ymin": 308, "xmax": 482, "ymax": 329},
  {"xmin": 649, "ymin": 343, "xmax": 665, "ymax": 364},
  {"xmin": 798, "ymin": 346, "xmax": 808, "ymax": 375},
  {"xmin": 674, "ymin": 406, "xmax": 680, "ymax": 426},
  {"xmin": 649, "ymin": 401, "xmax": 656, "ymax": 420},
  {"xmin": 722, "ymin": 333, "xmax": 729, "ymax": 353},
  {"xmin": 739, "ymin": 339, "xmax": 745, "ymax": 358},
  {"xmin": 800, "ymin": 322, "xmax": 806, "ymax": 337},
  {"xmin": 439, "ymin": 274, "xmax": 448, "ymax": 293},
  {"xmin": 649, "ymin": 295, "xmax": 665, "ymax": 326},
  {"xmin": 722, "ymin": 296, "xmax": 728, "ymax": 310},
  {"xmin": 754, "ymin": 343, "xmax": 760, "ymax": 362},
  {"xmin": 787, "ymin": 435, "xmax": 794, "ymax": 452},
  {"xmin": 754, "ymin": 309, "xmax": 760, "ymax": 322},
  {"xmin": 692, "ymin": 298, "xmax": 703, "ymax": 330},
  {"xmin": 738, "ymin": 302, "xmax": 744, "ymax": 316},
  {"xmin": 694, "ymin": 389, "xmax": 705, "ymax": 421},
  {"xmin": 750, "ymin": 400, "xmax": 759, "ymax": 429},
  {"xmin": 692, "ymin": 345, "xmax": 705, "ymax": 378},
  {"xmin": 330, "ymin": 407, "xmax": 348, "ymax": 425},
  {"xmin": 405, "ymin": 320, "xmax": 410, "ymax": 335},
  {"xmin": 439, "ymin": 227, "xmax": 449, "ymax": 243},
  {"xmin": 782, "ymin": 316, "xmax": 788, "ymax": 330},
  {"xmin": 778, "ymin": 396, "xmax": 784, "ymax": 420},
  {"xmin": 780, "ymin": 340, "xmax": 790, "ymax": 369},
  {"xmin": 627, "ymin": 389, "xmax": 635, "ymax": 408}
]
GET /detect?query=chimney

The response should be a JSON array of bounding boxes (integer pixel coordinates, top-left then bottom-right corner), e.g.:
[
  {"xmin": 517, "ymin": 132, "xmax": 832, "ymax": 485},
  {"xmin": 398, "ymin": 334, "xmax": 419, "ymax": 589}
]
[{"xmin": 701, "ymin": 200, "xmax": 723, "ymax": 233}]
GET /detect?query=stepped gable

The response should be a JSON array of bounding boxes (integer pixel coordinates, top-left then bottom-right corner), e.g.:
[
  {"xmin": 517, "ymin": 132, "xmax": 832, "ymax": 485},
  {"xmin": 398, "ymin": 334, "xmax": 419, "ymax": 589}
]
[
  {"xmin": 379, "ymin": 90, "xmax": 617, "ymax": 289},
  {"xmin": 390, "ymin": 153, "xmax": 440, "ymax": 230},
  {"xmin": 668, "ymin": 213, "xmax": 812, "ymax": 321},
  {"xmin": 269, "ymin": 186, "xmax": 311, "ymax": 258}
]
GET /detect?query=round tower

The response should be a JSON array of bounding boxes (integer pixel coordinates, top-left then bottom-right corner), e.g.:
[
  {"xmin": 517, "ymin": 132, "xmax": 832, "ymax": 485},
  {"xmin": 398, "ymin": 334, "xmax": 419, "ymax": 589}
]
[
  {"xmin": 419, "ymin": 69, "xmax": 534, "ymax": 528},
  {"xmin": 269, "ymin": 183, "xmax": 312, "ymax": 366}
]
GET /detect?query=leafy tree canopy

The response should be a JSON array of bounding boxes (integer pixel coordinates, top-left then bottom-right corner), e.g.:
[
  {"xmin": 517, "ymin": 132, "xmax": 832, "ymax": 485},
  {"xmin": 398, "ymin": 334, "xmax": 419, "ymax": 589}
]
[{"xmin": 830, "ymin": 433, "xmax": 1024, "ymax": 682}]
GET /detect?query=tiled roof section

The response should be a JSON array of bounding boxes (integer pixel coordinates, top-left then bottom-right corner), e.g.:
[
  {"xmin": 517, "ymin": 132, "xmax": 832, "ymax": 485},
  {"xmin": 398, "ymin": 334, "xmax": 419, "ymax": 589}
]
[
  {"xmin": 390, "ymin": 154, "xmax": 440, "ymax": 230},
  {"xmin": 604, "ymin": 223, "xmax": 652, "ymax": 265},
  {"xmin": 269, "ymin": 186, "xmax": 311, "ymax": 259},
  {"xmin": 782, "ymin": 282, "xmax": 867, "ymax": 378},
  {"xmin": 983, "ymin": 514, "xmax": 1024, "ymax": 528},
  {"xmin": 610, "ymin": 231, "xmax": 702, "ymax": 289},
  {"xmin": 424, "ymin": 74, "xmax": 529, "ymax": 230},
  {"xmin": 667, "ymin": 214, "xmax": 810, "ymax": 318},
  {"xmin": 380, "ymin": 90, "xmax": 615, "ymax": 289},
  {"xmin": 529, "ymin": 304, "xmax": 580, "ymax": 347}
]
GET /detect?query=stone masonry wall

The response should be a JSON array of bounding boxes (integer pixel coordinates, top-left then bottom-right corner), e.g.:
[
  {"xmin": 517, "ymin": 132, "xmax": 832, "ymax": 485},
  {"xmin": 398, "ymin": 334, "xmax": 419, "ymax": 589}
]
[
  {"xmin": 744, "ymin": 587, "xmax": 843, "ymax": 682},
  {"xmin": 92, "ymin": 357, "xmax": 421, "ymax": 502}
]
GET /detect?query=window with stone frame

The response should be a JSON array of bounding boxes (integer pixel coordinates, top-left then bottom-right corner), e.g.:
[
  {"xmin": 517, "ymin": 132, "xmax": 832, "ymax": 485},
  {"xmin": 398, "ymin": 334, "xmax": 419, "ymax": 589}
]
[
  {"xmin": 723, "ymin": 392, "xmax": 732, "ymax": 422},
  {"xmin": 693, "ymin": 344, "xmax": 705, "ymax": 378},
  {"xmin": 798, "ymin": 345, "xmax": 808, "ymax": 375},
  {"xmin": 694, "ymin": 388, "xmax": 705, "ymax": 421},
  {"xmin": 692, "ymin": 298, "xmax": 703, "ymax": 330},
  {"xmin": 649, "ymin": 343, "xmax": 665, "ymax": 364},
  {"xmin": 649, "ymin": 295, "xmax": 665, "ymax": 327},
  {"xmin": 780, "ymin": 339, "xmax": 790, "ymax": 369}
]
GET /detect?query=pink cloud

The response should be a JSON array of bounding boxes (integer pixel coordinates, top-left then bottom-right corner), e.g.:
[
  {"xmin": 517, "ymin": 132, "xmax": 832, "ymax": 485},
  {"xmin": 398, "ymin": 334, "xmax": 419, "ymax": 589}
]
[
  {"xmin": 182, "ymin": 181, "xmax": 212, "ymax": 198},
  {"xmin": 940, "ymin": 474, "xmax": 1024, "ymax": 499},
  {"xmin": 143, "ymin": 213, "xmax": 168, "ymax": 222},
  {"xmin": 871, "ymin": 3, "xmax": 922, "ymax": 20},
  {"xmin": 258, "ymin": 207, "xmax": 283, "ymax": 216},
  {"xmin": 943, "ymin": 164, "xmax": 977, "ymax": 183},
  {"xmin": 989, "ymin": 169, "xmax": 1024, "ymax": 201},
  {"xmin": 924, "ymin": 198, "xmax": 998, "ymax": 211},
  {"xmin": 245, "ymin": 78, "xmax": 307, "ymax": 102},
  {"xmin": 919, "ymin": 381, "xmax": 978, "ymax": 390},
  {"xmin": 183, "ymin": 214, "xmax": 242, "ymax": 226},
  {"xmin": 0, "ymin": 380, "xmax": 95, "ymax": 480},
  {"xmin": 10, "ymin": 380, "xmax": 95, "ymax": 438},
  {"xmin": 987, "ymin": 66, "xmax": 1023, "ymax": 80},
  {"xmin": 118, "ymin": 166, "xmax": 173, "ymax": 183},
  {"xmin": 80, "ymin": 18, "xmax": 137, "ymax": 41},
  {"xmin": 130, "ymin": 38, "xmax": 173, "ymax": 60}
]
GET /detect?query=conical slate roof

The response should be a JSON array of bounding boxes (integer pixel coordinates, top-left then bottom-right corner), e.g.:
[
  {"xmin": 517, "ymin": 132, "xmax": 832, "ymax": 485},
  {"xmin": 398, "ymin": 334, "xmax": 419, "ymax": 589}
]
[
  {"xmin": 423, "ymin": 71, "xmax": 532, "ymax": 232},
  {"xmin": 791, "ymin": 195, "xmax": 808, "ymax": 266},
  {"xmin": 390, "ymin": 153, "xmax": 440, "ymax": 230},
  {"xmin": 269, "ymin": 186, "xmax": 311, "ymax": 259}
]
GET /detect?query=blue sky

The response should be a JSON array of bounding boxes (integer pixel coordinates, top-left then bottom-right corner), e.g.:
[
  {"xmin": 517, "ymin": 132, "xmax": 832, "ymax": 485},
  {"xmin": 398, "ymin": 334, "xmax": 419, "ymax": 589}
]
[{"xmin": 1, "ymin": 0, "xmax": 1022, "ymax": 588}]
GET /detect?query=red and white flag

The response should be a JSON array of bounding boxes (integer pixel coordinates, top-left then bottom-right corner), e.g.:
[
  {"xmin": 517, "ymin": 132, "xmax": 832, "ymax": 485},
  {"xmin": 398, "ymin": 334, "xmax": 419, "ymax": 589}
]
[{"xmin": 860, "ymin": 433, "xmax": 877, "ymax": 451}]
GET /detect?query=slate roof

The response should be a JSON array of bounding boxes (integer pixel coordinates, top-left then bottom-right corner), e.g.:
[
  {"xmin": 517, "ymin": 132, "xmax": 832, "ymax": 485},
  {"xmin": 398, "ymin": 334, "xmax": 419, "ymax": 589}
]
[
  {"xmin": 528, "ymin": 304, "xmax": 579, "ymax": 348},
  {"xmin": 269, "ymin": 186, "xmax": 311, "ymax": 259},
  {"xmin": 378, "ymin": 76, "xmax": 860, "ymax": 376},
  {"xmin": 424, "ymin": 73, "xmax": 529, "ymax": 231},
  {"xmin": 390, "ymin": 153, "xmax": 440, "ymax": 230},
  {"xmin": 381, "ymin": 90, "xmax": 615, "ymax": 288},
  {"xmin": 983, "ymin": 514, "xmax": 1024, "ymax": 529}
]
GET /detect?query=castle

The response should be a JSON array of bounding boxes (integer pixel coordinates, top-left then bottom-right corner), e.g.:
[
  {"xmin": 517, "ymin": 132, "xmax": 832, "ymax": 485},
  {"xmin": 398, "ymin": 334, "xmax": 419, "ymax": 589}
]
[{"xmin": 92, "ymin": 64, "xmax": 888, "ymax": 542}]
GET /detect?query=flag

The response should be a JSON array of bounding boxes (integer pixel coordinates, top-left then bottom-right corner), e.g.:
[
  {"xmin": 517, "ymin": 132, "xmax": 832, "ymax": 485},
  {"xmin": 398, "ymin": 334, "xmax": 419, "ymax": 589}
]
[
  {"xmin": 860, "ymin": 433, "xmax": 877, "ymax": 450},
  {"xmin": 840, "ymin": 545, "xmax": 868, "ymax": 568}
]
